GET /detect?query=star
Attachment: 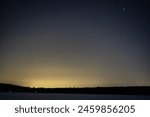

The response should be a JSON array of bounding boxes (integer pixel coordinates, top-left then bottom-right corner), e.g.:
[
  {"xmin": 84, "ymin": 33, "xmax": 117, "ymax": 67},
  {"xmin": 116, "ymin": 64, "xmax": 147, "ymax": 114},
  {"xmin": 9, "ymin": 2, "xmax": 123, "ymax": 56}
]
[
  {"xmin": 122, "ymin": 7, "xmax": 127, "ymax": 12},
  {"xmin": 121, "ymin": 7, "xmax": 127, "ymax": 14}
]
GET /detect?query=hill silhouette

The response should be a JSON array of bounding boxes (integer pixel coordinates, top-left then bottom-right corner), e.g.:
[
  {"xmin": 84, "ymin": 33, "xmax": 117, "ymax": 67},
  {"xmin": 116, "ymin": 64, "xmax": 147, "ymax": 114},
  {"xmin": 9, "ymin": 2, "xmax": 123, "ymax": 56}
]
[{"xmin": 0, "ymin": 83, "xmax": 150, "ymax": 95}]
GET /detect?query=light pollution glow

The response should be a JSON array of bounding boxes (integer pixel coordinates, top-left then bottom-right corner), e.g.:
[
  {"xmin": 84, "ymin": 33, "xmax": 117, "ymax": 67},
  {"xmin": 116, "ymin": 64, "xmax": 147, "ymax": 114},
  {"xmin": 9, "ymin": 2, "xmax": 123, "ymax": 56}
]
[{"xmin": 0, "ymin": 0, "xmax": 150, "ymax": 87}]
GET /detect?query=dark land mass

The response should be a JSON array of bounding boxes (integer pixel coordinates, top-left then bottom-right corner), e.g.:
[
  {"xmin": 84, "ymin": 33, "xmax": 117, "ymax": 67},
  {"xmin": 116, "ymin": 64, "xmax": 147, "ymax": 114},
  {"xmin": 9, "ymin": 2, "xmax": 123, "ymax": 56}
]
[{"xmin": 0, "ymin": 83, "xmax": 150, "ymax": 95}]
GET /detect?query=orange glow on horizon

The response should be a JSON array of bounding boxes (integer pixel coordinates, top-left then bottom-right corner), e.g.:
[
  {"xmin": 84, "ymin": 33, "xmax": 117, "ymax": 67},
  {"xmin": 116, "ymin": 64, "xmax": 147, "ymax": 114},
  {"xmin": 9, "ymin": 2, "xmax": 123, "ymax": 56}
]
[{"xmin": 22, "ymin": 77, "xmax": 104, "ymax": 88}]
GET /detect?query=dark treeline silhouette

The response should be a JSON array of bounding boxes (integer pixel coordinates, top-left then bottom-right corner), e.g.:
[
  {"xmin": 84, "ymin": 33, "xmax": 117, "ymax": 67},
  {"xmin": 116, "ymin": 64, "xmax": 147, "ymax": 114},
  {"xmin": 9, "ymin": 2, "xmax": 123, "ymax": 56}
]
[{"xmin": 0, "ymin": 83, "xmax": 150, "ymax": 95}]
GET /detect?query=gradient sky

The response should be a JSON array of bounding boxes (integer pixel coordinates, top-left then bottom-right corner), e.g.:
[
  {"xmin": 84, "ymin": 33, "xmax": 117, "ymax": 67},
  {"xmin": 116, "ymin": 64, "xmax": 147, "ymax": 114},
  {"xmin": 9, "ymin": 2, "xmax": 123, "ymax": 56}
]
[{"xmin": 0, "ymin": 0, "xmax": 150, "ymax": 87}]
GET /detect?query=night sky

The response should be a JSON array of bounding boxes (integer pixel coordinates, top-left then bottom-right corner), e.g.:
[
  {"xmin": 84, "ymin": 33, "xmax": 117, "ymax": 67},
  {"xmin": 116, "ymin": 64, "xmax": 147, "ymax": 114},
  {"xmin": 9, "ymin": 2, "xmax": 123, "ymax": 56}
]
[{"xmin": 0, "ymin": 0, "xmax": 150, "ymax": 87}]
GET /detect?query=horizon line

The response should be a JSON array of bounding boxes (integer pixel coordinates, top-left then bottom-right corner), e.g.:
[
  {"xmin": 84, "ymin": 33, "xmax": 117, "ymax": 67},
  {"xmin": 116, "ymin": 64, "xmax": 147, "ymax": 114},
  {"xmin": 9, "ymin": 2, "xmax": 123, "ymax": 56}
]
[{"xmin": 0, "ymin": 82, "xmax": 150, "ymax": 89}]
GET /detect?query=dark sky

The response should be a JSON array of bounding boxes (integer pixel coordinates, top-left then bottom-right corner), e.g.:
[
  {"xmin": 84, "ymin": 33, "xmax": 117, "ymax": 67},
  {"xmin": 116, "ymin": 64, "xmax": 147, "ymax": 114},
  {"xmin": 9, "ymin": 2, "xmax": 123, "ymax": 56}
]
[{"xmin": 0, "ymin": 0, "xmax": 150, "ymax": 87}]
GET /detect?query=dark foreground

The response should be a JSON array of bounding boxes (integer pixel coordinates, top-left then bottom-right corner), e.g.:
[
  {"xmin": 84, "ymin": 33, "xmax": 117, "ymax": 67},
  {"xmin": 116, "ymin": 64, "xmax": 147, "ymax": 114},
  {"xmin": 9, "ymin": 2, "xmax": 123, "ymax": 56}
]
[
  {"xmin": 0, "ymin": 92, "xmax": 150, "ymax": 100},
  {"xmin": 0, "ymin": 83, "xmax": 150, "ymax": 100}
]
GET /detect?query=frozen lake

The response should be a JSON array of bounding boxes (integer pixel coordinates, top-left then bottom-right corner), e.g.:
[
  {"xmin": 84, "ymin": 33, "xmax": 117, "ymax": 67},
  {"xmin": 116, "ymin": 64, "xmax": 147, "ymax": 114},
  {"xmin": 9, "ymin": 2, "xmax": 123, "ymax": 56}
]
[{"xmin": 0, "ymin": 92, "xmax": 150, "ymax": 100}]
